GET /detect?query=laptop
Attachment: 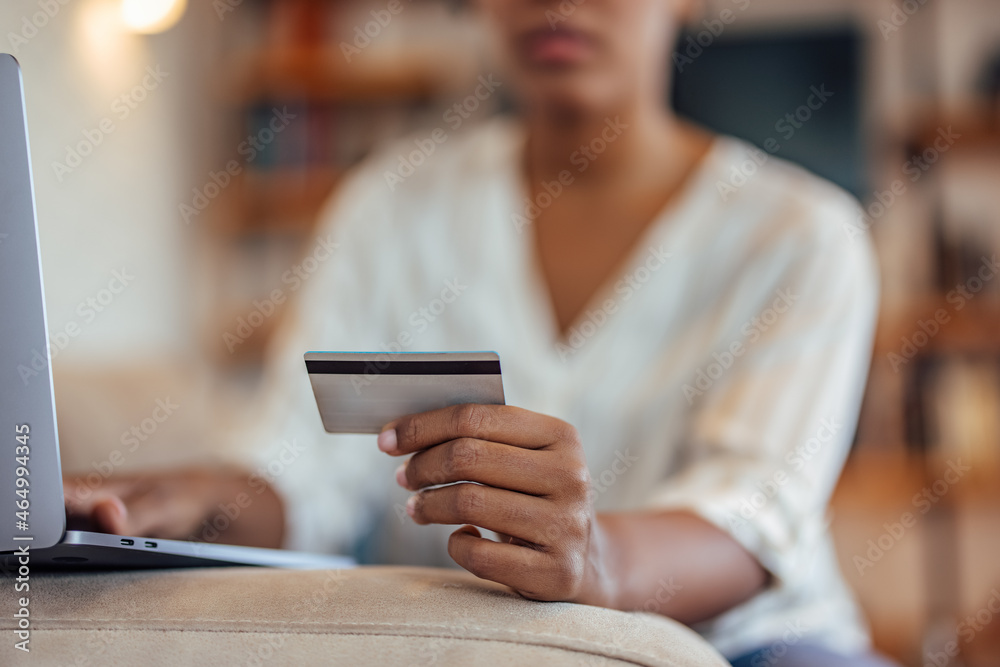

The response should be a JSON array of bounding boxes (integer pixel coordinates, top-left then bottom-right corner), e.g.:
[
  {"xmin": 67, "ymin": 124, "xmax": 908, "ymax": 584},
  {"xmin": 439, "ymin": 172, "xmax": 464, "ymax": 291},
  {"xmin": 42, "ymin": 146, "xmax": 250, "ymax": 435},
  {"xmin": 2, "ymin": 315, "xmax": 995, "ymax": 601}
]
[{"xmin": 0, "ymin": 54, "xmax": 353, "ymax": 571}]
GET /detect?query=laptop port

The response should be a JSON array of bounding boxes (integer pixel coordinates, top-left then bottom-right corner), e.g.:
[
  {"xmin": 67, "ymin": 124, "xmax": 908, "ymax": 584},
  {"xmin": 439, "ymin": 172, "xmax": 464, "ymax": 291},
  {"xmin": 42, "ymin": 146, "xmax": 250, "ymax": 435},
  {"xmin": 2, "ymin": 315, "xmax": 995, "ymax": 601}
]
[
  {"xmin": 145, "ymin": 541, "xmax": 157, "ymax": 548},
  {"xmin": 120, "ymin": 538, "xmax": 134, "ymax": 546}
]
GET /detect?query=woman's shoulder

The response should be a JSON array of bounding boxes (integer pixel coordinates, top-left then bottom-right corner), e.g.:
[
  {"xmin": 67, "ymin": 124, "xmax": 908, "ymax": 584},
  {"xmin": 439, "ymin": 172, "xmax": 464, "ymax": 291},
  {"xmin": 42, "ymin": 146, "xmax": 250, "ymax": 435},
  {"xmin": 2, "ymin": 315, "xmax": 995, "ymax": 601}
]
[
  {"xmin": 707, "ymin": 135, "xmax": 872, "ymax": 253},
  {"xmin": 696, "ymin": 135, "xmax": 880, "ymax": 302}
]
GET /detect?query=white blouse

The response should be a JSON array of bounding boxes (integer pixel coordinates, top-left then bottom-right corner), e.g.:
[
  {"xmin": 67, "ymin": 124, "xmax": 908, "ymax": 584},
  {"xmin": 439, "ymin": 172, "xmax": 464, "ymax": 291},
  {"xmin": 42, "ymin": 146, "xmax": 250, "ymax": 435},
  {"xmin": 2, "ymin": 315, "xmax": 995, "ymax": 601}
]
[{"xmin": 240, "ymin": 118, "xmax": 879, "ymax": 658}]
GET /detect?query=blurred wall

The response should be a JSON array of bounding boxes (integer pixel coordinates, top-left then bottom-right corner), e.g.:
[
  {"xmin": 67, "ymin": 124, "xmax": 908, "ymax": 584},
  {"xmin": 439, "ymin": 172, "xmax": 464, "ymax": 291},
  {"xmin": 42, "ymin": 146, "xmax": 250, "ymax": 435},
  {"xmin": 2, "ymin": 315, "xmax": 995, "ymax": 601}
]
[
  {"xmin": 1, "ymin": 0, "xmax": 230, "ymax": 471},
  {"xmin": 2, "ymin": 0, "xmax": 200, "ymax": 363}
]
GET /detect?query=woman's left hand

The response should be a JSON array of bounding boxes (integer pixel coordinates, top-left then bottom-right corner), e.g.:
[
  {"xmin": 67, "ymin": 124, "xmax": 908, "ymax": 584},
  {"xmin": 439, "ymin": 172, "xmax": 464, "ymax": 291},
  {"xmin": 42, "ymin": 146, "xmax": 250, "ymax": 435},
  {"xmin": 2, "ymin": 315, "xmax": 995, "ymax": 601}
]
[{"xmin": 379, "ymin": 404, "xmax": 614, "ymax": 605}]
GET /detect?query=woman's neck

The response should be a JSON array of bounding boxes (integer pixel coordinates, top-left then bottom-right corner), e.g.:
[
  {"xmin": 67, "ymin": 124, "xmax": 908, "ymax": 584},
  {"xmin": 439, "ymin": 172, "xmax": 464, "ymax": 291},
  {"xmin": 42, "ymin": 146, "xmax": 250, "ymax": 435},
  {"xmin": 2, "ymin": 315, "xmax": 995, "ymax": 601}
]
[{"xmin": 522, "ymin": 101, "xmax": 694, "ymax": 190}]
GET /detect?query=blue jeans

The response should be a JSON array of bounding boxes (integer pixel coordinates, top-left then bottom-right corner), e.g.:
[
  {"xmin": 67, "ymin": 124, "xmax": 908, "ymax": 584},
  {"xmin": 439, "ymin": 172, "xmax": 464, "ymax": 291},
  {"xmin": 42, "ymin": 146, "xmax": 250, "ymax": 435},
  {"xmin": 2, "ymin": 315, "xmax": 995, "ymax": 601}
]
[{"xmin": 730, "ymin": 645, "xmax": 900, "ymax": 667}]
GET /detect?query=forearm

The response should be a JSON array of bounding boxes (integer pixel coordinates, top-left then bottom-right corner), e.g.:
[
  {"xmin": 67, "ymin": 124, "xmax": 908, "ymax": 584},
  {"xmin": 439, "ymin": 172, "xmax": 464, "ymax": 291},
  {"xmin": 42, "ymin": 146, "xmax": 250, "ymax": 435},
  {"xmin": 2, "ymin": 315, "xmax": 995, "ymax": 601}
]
[
  {"xmin": 586, "ymin": 510, "xmax": 768, "ymax": 625},
  {"xmin": 211, "ymin": 470, "xmax": 287, "ymax": 549}
]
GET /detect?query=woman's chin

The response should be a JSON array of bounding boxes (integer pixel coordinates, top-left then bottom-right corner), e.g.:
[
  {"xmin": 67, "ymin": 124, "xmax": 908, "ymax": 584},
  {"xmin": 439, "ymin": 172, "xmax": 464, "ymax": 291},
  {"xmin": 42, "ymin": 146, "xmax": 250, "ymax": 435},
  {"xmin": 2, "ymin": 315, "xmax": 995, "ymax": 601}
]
[{"xmin": 517, "ymin": 72, "xmax": 626, "ymax": 121}]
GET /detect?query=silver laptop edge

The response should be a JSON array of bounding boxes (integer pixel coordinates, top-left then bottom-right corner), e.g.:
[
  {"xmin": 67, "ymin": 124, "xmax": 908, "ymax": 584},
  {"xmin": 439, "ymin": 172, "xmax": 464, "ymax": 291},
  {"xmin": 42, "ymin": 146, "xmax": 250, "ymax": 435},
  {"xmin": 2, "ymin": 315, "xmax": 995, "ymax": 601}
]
[
  {"xmin": 0, "ymin": 54, "xmax": 351, "ymax": 570},
  {"xmin": 0, "ymin": 53, "xmax": 65, "ymax": 553}
]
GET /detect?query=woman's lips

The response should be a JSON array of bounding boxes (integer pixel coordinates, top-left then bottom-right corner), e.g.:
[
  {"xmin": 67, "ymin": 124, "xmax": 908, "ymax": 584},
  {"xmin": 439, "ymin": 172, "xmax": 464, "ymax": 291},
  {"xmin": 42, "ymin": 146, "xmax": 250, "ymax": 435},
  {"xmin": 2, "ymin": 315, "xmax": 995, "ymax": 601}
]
[{"xmin": 520, "ymin": 27, "xmax": 595, "ymax": 67}]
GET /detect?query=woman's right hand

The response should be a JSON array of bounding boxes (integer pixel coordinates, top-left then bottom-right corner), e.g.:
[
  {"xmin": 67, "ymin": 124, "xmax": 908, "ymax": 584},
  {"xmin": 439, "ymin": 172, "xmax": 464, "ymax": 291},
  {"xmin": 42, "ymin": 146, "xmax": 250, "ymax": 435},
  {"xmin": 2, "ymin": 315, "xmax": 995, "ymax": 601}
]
[{"xmin": 63, "ymin": 467, "xmax": 285, "ymax": 549}]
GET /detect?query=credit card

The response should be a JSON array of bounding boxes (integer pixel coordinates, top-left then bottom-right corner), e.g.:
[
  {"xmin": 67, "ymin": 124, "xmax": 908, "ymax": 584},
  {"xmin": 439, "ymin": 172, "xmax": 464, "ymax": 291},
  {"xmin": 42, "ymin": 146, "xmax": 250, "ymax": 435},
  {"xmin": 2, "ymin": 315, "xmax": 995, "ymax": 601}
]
[{"xmin": 304, "ymin": 351, "xmax": 505, "ymax": 434}]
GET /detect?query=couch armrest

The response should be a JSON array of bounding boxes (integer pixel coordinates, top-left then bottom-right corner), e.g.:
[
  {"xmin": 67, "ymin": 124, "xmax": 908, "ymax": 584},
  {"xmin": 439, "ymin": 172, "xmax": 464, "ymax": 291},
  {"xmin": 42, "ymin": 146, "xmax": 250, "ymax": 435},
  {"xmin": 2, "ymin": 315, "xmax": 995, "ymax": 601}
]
[{"xmin": 4, "ymin": 565, "xmax": 728, "ymax": 666}]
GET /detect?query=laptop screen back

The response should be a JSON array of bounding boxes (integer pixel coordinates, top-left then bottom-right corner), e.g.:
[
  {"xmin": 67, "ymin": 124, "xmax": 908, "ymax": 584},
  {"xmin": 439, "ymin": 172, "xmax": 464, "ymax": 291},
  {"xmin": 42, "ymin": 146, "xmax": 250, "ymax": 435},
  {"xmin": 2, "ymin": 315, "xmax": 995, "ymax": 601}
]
[{"xmin": 0, "ymin": 54, "xmax": 67, "ymax": 552}]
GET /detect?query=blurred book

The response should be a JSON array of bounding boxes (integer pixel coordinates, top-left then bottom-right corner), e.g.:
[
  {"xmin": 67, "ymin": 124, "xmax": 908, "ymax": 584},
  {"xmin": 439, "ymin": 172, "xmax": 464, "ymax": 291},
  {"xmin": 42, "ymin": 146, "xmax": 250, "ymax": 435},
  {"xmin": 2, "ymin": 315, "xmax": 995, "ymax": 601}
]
[{"xmin": 922, "ymin": 356, "xmax": 1000, "ymax": 473}]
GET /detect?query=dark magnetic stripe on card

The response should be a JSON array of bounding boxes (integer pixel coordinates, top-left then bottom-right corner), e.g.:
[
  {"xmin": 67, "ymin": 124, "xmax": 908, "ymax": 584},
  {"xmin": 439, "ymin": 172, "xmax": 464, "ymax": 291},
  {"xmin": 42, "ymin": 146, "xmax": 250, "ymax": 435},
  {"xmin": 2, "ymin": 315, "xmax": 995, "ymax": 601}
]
[{"xmin": 305, "ymin": 360, "xmax": 501, "ymax": 375}]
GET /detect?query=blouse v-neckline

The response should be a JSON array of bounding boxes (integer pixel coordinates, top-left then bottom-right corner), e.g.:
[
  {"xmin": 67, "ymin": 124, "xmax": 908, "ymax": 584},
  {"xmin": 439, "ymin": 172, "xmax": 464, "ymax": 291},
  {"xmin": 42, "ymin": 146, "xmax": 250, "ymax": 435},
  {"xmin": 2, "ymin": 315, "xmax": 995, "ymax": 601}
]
[{"xmin": 499, "ymin": 127, "xmax": 729, "ymax": 362}]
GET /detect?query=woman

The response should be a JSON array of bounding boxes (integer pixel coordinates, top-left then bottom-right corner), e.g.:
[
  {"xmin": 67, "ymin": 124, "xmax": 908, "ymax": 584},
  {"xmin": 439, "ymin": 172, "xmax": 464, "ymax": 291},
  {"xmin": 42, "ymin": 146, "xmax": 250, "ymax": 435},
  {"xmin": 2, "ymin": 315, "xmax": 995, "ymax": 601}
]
[{"xmin": 66, "ymin": 1, "xmax": 895, "ymax": 665}]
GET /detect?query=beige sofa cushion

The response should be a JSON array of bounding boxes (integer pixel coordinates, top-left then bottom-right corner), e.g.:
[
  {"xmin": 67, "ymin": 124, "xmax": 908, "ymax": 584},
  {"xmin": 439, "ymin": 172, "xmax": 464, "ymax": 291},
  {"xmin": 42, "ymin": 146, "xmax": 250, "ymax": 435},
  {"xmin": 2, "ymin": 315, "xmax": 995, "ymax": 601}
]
[{"xmin": 4, "ymin": 565, "xmax": 728, "ymax": 666}]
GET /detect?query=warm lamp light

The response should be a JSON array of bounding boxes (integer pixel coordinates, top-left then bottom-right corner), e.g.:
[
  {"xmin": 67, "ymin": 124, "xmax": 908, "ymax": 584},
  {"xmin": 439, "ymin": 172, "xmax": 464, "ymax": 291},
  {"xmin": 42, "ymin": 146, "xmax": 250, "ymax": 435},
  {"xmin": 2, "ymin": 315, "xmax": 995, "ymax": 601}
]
[{"xmin": 120, "ymin": 0, "xmax": 187, "ymax": 34}]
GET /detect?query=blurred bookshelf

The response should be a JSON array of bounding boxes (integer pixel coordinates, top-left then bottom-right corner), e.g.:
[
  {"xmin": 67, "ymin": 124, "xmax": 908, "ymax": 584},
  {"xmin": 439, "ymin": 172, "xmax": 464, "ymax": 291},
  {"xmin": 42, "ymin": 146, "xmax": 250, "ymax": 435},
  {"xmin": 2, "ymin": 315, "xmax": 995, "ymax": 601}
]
[
  {"xmin": 856, "ymin": 109, "xmax": 1000, "ymax": 466},
  {"xmin": 197, "ymin": 0, "xmax": 482, "ymax": 367},
  {"xmin": 845, "ymin": 5, "xmax": 1000, "ymax": 662}
]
